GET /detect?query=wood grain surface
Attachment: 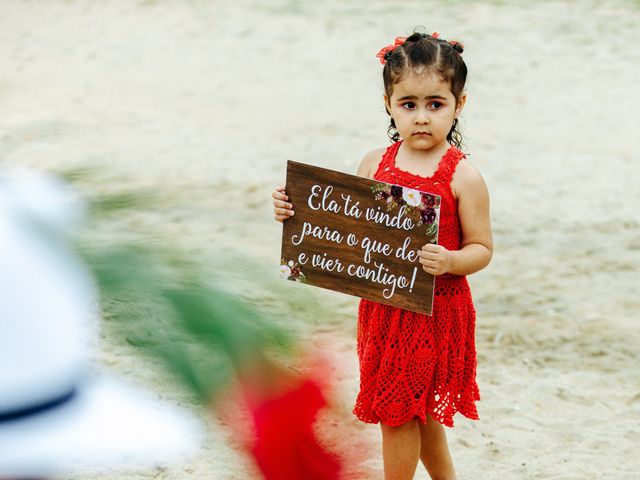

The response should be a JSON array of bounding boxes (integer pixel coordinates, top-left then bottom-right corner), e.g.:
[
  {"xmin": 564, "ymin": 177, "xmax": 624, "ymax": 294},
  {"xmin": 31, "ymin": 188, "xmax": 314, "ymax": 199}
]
[{"xmin": 280, "ymin": 161, "xmax": 441, "ymax": 315}]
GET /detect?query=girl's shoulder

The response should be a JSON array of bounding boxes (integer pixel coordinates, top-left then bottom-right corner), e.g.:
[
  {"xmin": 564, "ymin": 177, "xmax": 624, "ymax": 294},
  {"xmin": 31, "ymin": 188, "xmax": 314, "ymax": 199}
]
[
  {"xmin": 451, "ymin": 157, "xmax": 489, "ymax": 199},
  {"xmin": 356, "ymin": 146, "xmax": 388, "ymax": 179}
]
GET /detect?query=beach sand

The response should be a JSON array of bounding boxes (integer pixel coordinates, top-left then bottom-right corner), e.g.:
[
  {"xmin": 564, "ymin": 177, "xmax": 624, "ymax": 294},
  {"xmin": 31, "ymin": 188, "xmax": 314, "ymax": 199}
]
[{"xmin": 1, "ymin": 0, "xmax": 639, "ymax": 478}]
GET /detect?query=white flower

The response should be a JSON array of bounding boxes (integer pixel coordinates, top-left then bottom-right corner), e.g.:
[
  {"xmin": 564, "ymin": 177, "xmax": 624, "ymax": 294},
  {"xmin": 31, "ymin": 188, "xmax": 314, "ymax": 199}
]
[
  {"xmin": 402, "ymin": 187, "xmax": 422, "ymax": 207},
  {"xmin": 288, "ymin": 260, "xmax": 294, "ymax": 267},
  {"xmin": 280, "ymin": 265, "xmax": 292, "ymax": 278}
]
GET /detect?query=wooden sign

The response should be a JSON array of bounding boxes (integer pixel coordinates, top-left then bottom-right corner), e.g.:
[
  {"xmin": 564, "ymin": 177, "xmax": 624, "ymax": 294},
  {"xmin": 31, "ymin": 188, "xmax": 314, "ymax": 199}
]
[{"xmin": 280, "ymin": 161, "xmax": 441, "ymax": 315}]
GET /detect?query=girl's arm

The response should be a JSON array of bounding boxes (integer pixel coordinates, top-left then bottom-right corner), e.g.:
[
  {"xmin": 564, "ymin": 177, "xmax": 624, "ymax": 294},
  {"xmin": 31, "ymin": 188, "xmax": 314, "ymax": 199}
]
[
  {"xmin": 419, "ymin": 160, "xmax": 493, "ymax": 276},
  {"xmin": 356, "ymin": 148, "xmax": 386, "ymax": 178}
]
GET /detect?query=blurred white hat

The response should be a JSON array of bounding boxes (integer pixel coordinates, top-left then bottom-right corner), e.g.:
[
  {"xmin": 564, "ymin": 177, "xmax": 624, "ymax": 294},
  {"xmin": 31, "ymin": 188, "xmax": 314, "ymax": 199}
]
[{"xmin": 0, "ymin": 170, "xmax": 202, "ymax": 477}]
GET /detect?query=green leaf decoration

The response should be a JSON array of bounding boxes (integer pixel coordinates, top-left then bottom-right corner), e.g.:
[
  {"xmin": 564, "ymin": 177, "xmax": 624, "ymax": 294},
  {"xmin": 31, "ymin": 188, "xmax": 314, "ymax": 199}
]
[{"xmin": 424, "ymin": 222, "xmax": 439, "ymax": 244}]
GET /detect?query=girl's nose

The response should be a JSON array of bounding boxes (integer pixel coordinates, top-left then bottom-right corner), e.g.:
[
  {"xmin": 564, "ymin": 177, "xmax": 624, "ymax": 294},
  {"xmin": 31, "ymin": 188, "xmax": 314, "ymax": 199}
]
[{"xmin": 415, "ymin": 108, "xmax": 430, "ymax": 124}]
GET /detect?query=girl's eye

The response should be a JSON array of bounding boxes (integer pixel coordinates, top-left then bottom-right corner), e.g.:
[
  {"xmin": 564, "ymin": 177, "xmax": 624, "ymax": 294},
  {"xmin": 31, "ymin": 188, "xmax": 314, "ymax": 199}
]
[
  {"xmin": 401, "ymin": 102, "xmax": 416, "ymax": 109},
  {"xmin": 429, "ymin": 101, "xmax": 442, "ymax": 109}
]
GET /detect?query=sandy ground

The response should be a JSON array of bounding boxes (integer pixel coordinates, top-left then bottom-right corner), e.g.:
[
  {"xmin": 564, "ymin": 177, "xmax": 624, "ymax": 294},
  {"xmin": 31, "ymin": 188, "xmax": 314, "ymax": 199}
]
[{"xmin": 2, "ymin": 0, "xmax": 639, "ymax": 478}]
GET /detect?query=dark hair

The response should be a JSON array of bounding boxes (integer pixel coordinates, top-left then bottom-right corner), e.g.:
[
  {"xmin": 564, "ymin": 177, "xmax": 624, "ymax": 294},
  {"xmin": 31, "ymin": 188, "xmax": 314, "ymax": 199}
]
[{"xmin": 382, "ymin": 31, "xmax": 467, "ymax": 149}]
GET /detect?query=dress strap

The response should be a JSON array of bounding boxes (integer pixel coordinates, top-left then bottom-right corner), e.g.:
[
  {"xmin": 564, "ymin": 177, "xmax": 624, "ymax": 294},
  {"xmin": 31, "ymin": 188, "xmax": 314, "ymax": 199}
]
[
  {"xmin": 437, "ymin": 146, "xmax": 466, "ymax": 185},
  {"xmin": 373, "ymin": 142, "xmax": 401, "ymax": 179}
]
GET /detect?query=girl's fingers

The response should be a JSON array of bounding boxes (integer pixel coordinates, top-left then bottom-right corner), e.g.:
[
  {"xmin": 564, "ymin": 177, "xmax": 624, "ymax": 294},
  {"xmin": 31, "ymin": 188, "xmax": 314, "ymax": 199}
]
[
  {"xmin": 272, "ymin": 190, "xmax": 289, "ymax": 201},
  {"xmin": 420, "ymin": 261, "xmax": 438, "ymax": 273},
  {"xmin": 274, "ymin": 213, "xmax": 293, "ymax": 222},
  {"xmin": 274, "ymin": 207, "xmax": 294, "ymax": 216},
  {"xmin": 272, "ymin": 193, "xmax": 288, "ymax": 202},
  {"xmin": 422, "ymin": 265, "xmax": 439, "ymax": 275},
  {"xmin": 273, "ymin": 187, "xmax": 288, "ymax": 198},
  {"xmin": 273, "ymin": 199, "xmax": 293, "ymax": 209},
  {"xmin": 273, "ymin": 187, "xmax": 292, "ymax": 223},
  {"xmin": 419, "ymin": 252, "xmax": 440, "ymax": 263}
]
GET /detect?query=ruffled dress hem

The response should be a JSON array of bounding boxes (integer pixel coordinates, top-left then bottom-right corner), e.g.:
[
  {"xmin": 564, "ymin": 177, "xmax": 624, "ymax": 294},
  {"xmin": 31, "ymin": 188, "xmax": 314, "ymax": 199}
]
[{"xmin": 353, "ymin": 387, "xmax": 480, "ymax": 428}]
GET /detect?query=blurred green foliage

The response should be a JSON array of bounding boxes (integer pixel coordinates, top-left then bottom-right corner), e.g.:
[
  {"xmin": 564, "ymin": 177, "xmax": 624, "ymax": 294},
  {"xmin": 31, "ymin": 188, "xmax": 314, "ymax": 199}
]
[{"xmin": 66, "ymin": 175, "xmax": 301, "ymax": 405}]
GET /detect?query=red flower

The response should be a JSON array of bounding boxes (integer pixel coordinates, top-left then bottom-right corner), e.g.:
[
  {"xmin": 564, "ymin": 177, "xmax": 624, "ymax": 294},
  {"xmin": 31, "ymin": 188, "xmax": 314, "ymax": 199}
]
[{"xmin": 375, "ymin": 36, "xmax": 407, "ymax": 64}]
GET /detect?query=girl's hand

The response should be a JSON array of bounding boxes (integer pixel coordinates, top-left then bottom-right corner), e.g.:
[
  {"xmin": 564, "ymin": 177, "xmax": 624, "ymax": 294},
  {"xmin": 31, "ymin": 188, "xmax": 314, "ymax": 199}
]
[
  {"xmin": 272, "ymin": 186, "xmax": 295, "ymax": 222},
  {"xmin": 419, "ymin": 244, "xmax": 453, "ymax": 276}
]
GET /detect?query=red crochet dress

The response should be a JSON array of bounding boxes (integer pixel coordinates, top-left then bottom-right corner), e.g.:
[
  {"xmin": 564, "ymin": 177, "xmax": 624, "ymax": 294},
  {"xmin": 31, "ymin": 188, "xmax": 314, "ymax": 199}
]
[{"xmin": 353, "ymin": 140, "xmax": 480, "ymax": 428}]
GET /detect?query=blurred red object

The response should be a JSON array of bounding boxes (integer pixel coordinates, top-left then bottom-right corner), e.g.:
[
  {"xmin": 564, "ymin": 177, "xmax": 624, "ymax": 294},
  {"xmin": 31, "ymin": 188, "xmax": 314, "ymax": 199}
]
[{"xmin": 249, "ymin": 378, "xmax": 341, "ymax": 479}]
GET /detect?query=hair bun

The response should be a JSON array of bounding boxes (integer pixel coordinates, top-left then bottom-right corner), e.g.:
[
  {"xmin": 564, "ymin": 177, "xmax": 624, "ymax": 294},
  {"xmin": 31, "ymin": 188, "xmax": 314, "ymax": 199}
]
[
  {"xmin": 406, "ymin": 32, "xmax": 427, "ymax": 42},
  {"xmin": 449, "ymin": 41, "xmax": 464, "ymax": 54}
]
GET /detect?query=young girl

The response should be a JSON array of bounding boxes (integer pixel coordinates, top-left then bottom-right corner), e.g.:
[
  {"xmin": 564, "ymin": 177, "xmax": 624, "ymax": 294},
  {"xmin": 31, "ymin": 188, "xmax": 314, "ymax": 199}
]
[{"xmin": 272, "ymin": 31, "xmax": 492, "ymax": 480}]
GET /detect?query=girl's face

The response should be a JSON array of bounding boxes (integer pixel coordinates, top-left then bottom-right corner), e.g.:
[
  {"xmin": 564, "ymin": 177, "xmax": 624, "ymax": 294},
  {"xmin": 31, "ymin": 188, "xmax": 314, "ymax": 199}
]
[{"xmin": 384, "ymin": 71, "xmax": 466, "ymax": 152}]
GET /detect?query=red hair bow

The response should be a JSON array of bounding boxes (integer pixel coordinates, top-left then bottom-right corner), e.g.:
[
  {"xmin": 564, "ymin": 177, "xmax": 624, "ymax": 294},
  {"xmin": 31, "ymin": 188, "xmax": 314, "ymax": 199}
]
[{"xmin": 376, "ymin": 36, "xmax": 407, "ymax": 64}]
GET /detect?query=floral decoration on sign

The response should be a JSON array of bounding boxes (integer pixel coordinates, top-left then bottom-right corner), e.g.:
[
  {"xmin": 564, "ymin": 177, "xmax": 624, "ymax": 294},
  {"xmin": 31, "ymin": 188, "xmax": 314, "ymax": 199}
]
[
  {"xmin": 280, "ymin": 259, "xmax": 306, "ymax": 282},
  {"xmin": 371, "ymin": 183, "xmax": 440, "ymax": 243}
]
